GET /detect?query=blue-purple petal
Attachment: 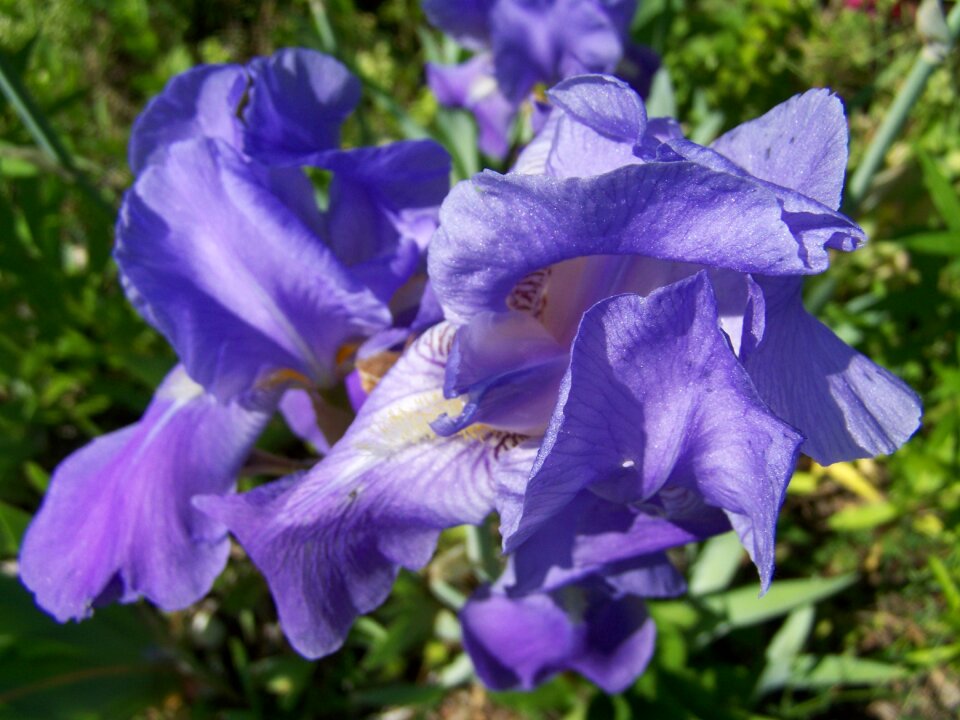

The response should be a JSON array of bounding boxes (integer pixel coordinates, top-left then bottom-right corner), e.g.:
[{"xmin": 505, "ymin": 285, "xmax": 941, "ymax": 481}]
[
  {"xmin": 505, "ymin": 274, "xmax": 802, "ymax": 589},
  {"xmin": 461, "ymin": 584, "xmax": 655, "ymax": 693},
  {"xmin": 742, "ymin": 277, "xmax": 922, "ymax": 464},
  {"xmin": 19, "ymin": 366, "xmax": 270, "ymax": 621},
  {"xmin": 507, "ymin": 489, "xmax": 728, "ymax": 594},
  {"xmin": 547, "ymin": 74, "xmax": 646, "ymax": 144},
  {"xmin": 433, "ymin": 311, "xmax": 567, "ymax": 436},
  {"xmin": 242, "ymin": 49, "xmax": 360, "ymax": 165},
  {"xmin": 711, "ymin": 89, "xmax": 849, "ymax": 210},
  {"xmin": 430, "ymin": 164, "xmax": 818, "ymax": 325},
  {"xmin": 195, "ymin": 324, "xmax": 538, "ymax": 657},
  {"xmin": 319, "ymin": 140, "xmax": 450, "ymax": 267},
  {"xmin": 128, "ymin": 64, "xmax": 245, "ymax": 174},
  {"xmin": 115, "ymin": 137, "xmax": 390, "ymax": 400},
  {"xmin": 278, "ymin": 390, "xmax": 331, "ymax": 454},
  {"xmin": 422, "ymin": 0, "xmax": 495, "ymax": 48},
  {"xmin": 490, "ymin": 0, "xmax": 632, "ymax": 102}
]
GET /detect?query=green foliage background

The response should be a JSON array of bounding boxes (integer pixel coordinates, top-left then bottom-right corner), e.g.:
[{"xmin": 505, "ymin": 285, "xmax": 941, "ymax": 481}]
[{"xmin": 0, "ymin": 0, "xmax": 958, "ymax": 717}]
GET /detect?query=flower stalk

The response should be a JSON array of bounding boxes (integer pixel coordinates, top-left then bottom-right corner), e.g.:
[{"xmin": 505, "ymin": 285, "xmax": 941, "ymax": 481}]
[{"xmin": 846, "ymin": 0, "xmax": 960, "ymax": 210}]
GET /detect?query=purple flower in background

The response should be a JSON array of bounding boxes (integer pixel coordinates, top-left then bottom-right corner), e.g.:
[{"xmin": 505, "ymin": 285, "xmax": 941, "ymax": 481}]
[
  {"xmin": 423, "ymin": 0, "xmax": 657, "ymax": 157},
  {"xmin": 20, "ymin": 49, "xmax": 451, "ymax": 621}
]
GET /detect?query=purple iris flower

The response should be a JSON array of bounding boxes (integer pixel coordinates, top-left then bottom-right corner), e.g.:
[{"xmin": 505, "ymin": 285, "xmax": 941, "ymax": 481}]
[
  {"xmin": 20, "ymin": 49, "xmax": 451, "ymax": 622},
  {"xmin": 423, "ymin": 0, "xmax": 656, "ymax": 158},
  {"xmin": 431, "ymin": 75, "xmax": 920, "ymax": 689},
  {"xmin": 194, "ymin": 73, "xmax": 918, "ymax": 689}
]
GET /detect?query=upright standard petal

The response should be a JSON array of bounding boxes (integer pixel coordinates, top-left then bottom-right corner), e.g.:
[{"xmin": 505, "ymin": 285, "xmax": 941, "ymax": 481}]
[
  {"xmin": 711, "ymin": 89, "xmax": 848, "ymax": 210},
  {"xmin": 318, "ymin": 140, "xmax": 451, "ymax": 299},
  {"xmin": 128, "ymin": 64, "xmax": 246, "ymax": 174},
  {"xmin": 115, "ymin": 137, "xmax": 390, "ymax": 400},
  {"xmin": 505, "ymin": 274, "xmax": 802, "ymax": 589},
  {"xmin": 742, "ymin": 277, "xmax": 922, "ymax": 464},
  {"xmin": 195, "ymin": 324, "xmax": 539, "ymax": 658},
  {"xmin": 547, "ymin": 74, "xmax": 646, "ymax": 144},
  {"xmin": 19, "ymin": 366, "xmax": 270, "ymax": 621},
  {"xmin": 430, "ymin": 165, "xmax": 814, "ymax": 325},
  {"xmin": 242, "ymin": 49, "xmax": 361, "ymax": 165}
]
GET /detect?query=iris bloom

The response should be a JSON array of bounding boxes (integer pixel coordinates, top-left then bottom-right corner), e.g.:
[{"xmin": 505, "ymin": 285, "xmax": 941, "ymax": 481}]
[
  {"xmin": 20, "ymin": 49, "xmax": 450, "ymax": 621},
  {"xmin": 423, "ymin": 0, "xmax": 656, "ymax": 158},
  {"xmin": 197, "ymin": 72, "xmax": 920, "ymax": 689},
  {"xmin": 442, "ymin": 75, "xmax": 922, "ymax": 690}
]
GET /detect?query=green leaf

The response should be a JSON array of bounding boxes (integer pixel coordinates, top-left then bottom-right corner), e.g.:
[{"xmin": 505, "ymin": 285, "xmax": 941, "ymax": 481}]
[
  {"xmin": 787, "ymin": 654, "xmax": 910, "ymax": 689},
  {"xmin": 754, "ymin": 605, "xmax": 816, "ymax": 696},
  {"xmin": 352, "ymin": 683, "xmax": 445, "ymax": 708},
  {"xmin": 645, "ymin": 67, "xmax": 676, "ymax": 118},
  {"xmin": 436, "ymin": 108, "xmax": 480, "ymax": 181},
  {"xmin": 22, "ymin": 462, "xmax": 49, "ymax": 493},
  {"xmin": 928, "ymin": 556, "xmax": 960, "ymax": 613},
  {"xmin": 905, "ymin": 643, "xmax": 960, "ymax": 667},
  {"xmin": 0, "ymin": 576, "xmax": 177, "ymax": 719},
  {"xmin": 827, "ymin": 502, "xmax": 898, "ymax": 532},
  {"xmin": 917, "ymin": 148, "xmax": 960, "ymax": 232},
  {"xmin": 435, "ymin": 652, "xmax": 474, "ymax": 688},
  {"xmin": 689, "ymin": 532, "xmax": 744, "ymax": 596},
  {"xmin": 895, "ymin": 230, "xmax": 960, "ymax": 255},
  {"xmin": 0, "ymin": 502, "xmax": 31, "ymax": 555},
  {"xmin": 249, "ymin": 656, "xmax": 315, "ymax": 712},
  {"xmin": 699, "ymin": 574, "xmax": 856, "ymax": 638},
  {"xmin": 0, "ymin": 51, "xmax": 73, "ymax": 168}
]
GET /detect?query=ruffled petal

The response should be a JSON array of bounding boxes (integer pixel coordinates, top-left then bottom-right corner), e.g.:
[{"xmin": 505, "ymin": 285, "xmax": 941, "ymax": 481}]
[
  {"xmin": 547, "ymin": 74, "xmax": 645, "ymax": 143},
  {"xmin": 115, "ymin": 137, "xmax": 390, "ymax": 400},
  {"xmin": 128, "ymin": 64, "xmax": 245, "ymax": 174},
  {"xmin": 664, "ymin": 137, "xmax": 865, "ymax": 256},
  {"xmin": 506, "ymin": 274, "xmax": 802, "ymax": 589},
  {"xmin": 242, "ymin": 49, "xmax": 360, "ymax": 165},
  {"xmin": 507, "ymin": 489, "xmax": 728, "ymax": 594},
  {"xmin": 195, "ymin": 324, "xmax": 538, "ymax": 658},
  {"xmin": 742, "ymin": 277, "xmax": 922, "ymax": 464},
  {"xmin": 430, "ymin": 164, "xmax": 817, "ymax": 325},
  {"xmin": 318, "ymin": 140, "xmax": 451, "ymax": 299},
  {"xmin": 461, "ymin": 583, "xmax": 656, "ymax": 693},
  {"xmin": 19, "ymin": 366, "xmax": 270, "ymax": 621},
  {"xmin": 711, "ymin": 89, "xmax": 849, "ymax": 210}
]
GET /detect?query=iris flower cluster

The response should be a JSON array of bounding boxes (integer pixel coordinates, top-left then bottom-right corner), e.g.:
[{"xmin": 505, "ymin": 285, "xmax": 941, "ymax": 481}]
[
  {"xmin": 423, "ymin": 0, "xmax": 657, "ymax": 158},
  {"xmin": 21, "ymin": 37, "xmax": 921, "ymax": 695}
]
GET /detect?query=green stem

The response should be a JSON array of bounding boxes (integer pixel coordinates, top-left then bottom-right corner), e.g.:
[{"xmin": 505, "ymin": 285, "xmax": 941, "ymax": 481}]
[
  {"xmin": 466, "ymin": 522, "xmax": 501, "ymax": 583},
  {"xmin": 0, "ymin": 51, "xmax": 113, "ymax": 217},
  {"xmin": 846, "ymin": 2, "xmax": 960, "ymax": 211}
]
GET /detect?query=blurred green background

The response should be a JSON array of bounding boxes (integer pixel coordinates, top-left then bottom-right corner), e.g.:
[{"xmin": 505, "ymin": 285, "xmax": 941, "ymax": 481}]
[{"xmin": 0, "ymin": 0, "xmax": 958, "ymax": 717}]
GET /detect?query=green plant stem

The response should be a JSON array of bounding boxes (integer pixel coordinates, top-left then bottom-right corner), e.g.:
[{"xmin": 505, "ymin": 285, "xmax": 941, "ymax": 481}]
[
  {"xmin": 466, "ymin": 523, "xmax": 501, "ymax": 583},
  {"xmin": 0, "ymin": 52, "xmax": 113, "ymax": 217},
  {"xmin": 846, "ymin": 2, "xmax": 960, "ymax": 211}
]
